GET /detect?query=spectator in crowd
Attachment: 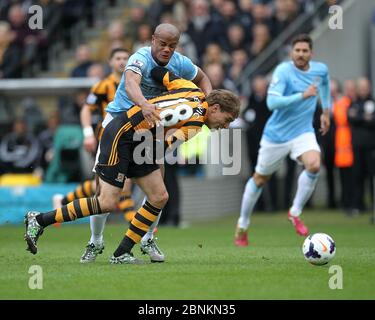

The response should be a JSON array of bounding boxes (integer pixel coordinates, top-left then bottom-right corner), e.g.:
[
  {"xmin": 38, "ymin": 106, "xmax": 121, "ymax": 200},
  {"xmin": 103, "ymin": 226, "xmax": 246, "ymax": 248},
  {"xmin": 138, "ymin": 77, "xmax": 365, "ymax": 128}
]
[
  {"xmin": 147, "ymin": 0, "xmax": 177, "ymax": 25},
  {"xmin": 37, "ymin": 0, "xmax": 63, "ymax": 71},
  {"xmin": 212, "ymin": 0, "xmax": 242, "ymax": 50},
  {"xmin": 70, "ymin": 44, "xmax": 94, "ymax": 78},
  {"xmin": 0, "ymin": 20, "xmax": 22, "ymax": 78},
  {"xmin": 347, "ymin": 77, "xmax": 375, "ymax": 214},
  {"xmin": 237, "ymin": 0, "xmax": 254, "ymax": 43},
  {"xmin": 186, "ymin": 0, "xmax": 217, "ymax": 59},
  {"xmin": 58, "ymin": 89, "xmax": 89, "ymax": 125},
  {"xmin": 224, "ymin": 23, "xmax": 248, "ymax": 54},
  {"xmin": 132, "ymin": 23, "xmax": 152, "ymax": 52},
  {"xmin": 124, "ymin": 5, "xmax": 149, "ymax": 42},
  {"xmin": 227, "ymin": 48, "xmax": 249, "ymax": 92},
  {"xmin": 175, "ymin": 34, "xmax": 198, "ymax": 64},
  {"xmin": 248, "ymin": 22, "xmax": 279, "ymax": 75},
  {"xmin": 210, "ymin": 0, "xmax": 224, "ymax": 20},
  {"xmin": 59, "ymin": 0, "xmax": 93, "ymax": 47},
  {"xmin": 248, "ymin": 23, "xmax": 271, "ymax": 60},
  {"xmin": 204, "ymin": 62, "xmax": 237, "ymax": 92},
  {"xmin": 37, "ymin": 112, "xmax": 60, "ymax": 174},
  {"xmin": 269, "ymin": 0, "xmax": 301, "ymax": 38},
  {"xmin": 319, "ymin": 79, "xmax": 337, "ymax": 209},
  {"xmin": 97, "ymin": 20, "xmax": 132, "ymax": 62},
  {"xmin": 201, "ymin": 42, "xmax": 231, "ymax": 70},
  {"xmin": 159, "ymin": 11, "xmax": 199, "ymax": 64},
  {"xmin": 21, "ymin": 97, "xmax": 44, "ymax": 133},
  {"xmin": 251, "ymin": 2, "xmax": 273, "ymax": 24},
  {"xmin": 242, "ymin": 75, "xmax": 278, "ymax": 211},
  {"xmin": 0, "ymin": 117, "xmax": 40, "ymax": 174},
  {"xmin": 333, "ymin": 79, "xmax": 355, "ymax": 213},
  {"xmin": 87, "ymin": 62, "xmax": 105, "ymax": 80},
  {"xmin": 7, "ymin": 4, "xmax": 40, "ymax": 72}
]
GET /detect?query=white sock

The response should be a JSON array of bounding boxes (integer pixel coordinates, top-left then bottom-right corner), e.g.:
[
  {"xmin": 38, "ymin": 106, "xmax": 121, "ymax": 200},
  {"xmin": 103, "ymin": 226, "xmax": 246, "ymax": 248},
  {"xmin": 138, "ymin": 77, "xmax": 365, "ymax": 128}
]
[
  {"xmin": 139, "ymin": 196, "xmax": 162, "ymax": 244},
  {"xmin": 89, "ymin": 213, "xmax": 110, "ymax": 245},
  {"xmin": 141, "ymin": 213, "xmax": 162, "ymax": 244},
  {"xmin": 290, "ymin": 170, "xmax": 319, "ymax": 217},
  {"xmin": 237, "ymin": 177, "xmax": 263, "ymax": 229}
]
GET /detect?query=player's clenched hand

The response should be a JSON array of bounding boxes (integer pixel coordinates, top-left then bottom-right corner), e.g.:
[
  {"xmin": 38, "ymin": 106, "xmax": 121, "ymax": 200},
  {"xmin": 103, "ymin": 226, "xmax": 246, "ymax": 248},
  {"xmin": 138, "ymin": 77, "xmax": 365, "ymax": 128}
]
[
  {"xmin": 303, "ymin": 84, "xmax": 318, "ymax": 99},
  {"xmin": 319, "ymin": 113, "xmax": 330, "ymax": 136},
  {"xmin": 140, "ymin": 101, "xmax": 161, "ymax": 127},
  {"xmin": 83, "ymin": 136, "xmax": 97, "ymax": 153}
]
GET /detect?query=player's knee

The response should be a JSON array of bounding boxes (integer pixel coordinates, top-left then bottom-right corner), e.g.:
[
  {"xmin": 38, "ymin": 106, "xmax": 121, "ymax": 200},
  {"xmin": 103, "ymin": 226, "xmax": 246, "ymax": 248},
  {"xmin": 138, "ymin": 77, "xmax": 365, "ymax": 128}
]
[
  {"xmin": 253, "ymin": 173, "xmax": 269, "ymax": 187},
  {"xmin": 148, "ymin": 190, "xmax": 169, "ymax": 209},
  {"xmin": 97, "ymin": 193, "xmax": 119, "ymax": 212},
  {"xmin": 305, "ymin": 159, "xmax": 320, "ymax": 173}
]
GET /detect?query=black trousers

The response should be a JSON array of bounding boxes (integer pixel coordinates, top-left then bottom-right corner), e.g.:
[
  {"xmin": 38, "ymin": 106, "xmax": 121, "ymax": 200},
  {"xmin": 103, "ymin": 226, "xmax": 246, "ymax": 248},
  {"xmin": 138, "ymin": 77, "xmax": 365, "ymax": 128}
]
[{"xmin": 160, "ymin": 163, "xmax": 180, "ymax": 226}]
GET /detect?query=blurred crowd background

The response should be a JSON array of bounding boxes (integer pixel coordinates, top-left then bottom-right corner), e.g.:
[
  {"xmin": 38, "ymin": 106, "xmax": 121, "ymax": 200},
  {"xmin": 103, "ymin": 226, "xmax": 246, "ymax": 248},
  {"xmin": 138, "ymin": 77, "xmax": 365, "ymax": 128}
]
[{"xmin": 0, "ymin": 0, "xmax": 374, "ymax": 221}]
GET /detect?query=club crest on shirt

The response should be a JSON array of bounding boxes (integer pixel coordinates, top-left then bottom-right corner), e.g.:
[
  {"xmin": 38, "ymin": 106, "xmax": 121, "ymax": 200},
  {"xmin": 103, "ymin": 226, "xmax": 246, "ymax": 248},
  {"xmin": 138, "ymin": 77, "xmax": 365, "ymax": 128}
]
[
  {"xmin": 115, "ymin": 173, "xmax": 125, "ymax": 183},
  {"xmin": 313, "ymin": 77, "xmax": 322, "ymax": 86},
  {"xmin": 270, "ymin": 76, "xmax": 279, "ymax": 88},
  {"xmin": 193, "ymin": 104, "xmax": 204, "ymax": 118}
]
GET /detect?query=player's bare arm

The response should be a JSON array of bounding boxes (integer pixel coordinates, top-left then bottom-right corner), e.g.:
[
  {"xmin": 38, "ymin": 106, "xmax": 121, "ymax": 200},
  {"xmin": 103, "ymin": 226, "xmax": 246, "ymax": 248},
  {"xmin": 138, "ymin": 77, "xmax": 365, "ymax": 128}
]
[
  {"xmin": 320, "ymin": 108, "xmax": 330, "ymax": 136},
  {"xmin": 125, "ymin": 70, "xmax": 161, "ymax": 126},
  {"xmin": 193, "ymin": 67, "xmax": 213, "ymax": 95},
  {"xmin": 80, "ymin": 103, "xmax": 97, "ymax": 153}
]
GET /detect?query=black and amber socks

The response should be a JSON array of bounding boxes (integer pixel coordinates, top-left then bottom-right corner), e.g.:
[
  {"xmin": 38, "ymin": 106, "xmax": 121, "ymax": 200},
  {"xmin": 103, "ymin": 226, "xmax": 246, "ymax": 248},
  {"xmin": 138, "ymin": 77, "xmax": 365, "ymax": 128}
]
[
  {"xmin": 36, "ymin": 197, "xmax": 102, "ymax": 227},
  {"xmin": 113, "ymin": 201, "xmax": 162, "ymax": 257},
  {"xmin": 61, "ymin": 180, "xmax": 95, "ymax": 205}
]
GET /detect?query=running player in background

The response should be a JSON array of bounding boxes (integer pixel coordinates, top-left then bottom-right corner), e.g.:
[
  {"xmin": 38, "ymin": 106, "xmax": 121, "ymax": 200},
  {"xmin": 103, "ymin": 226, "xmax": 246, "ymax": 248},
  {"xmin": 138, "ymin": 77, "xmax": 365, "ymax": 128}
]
[{"xmin": 235, "ymin": 34, "xmax": 331, "ymax": 246}]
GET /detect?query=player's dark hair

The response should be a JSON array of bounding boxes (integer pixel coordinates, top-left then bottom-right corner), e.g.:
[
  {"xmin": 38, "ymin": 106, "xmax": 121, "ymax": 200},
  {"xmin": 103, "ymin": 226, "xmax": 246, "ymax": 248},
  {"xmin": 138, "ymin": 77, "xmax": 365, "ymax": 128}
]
[
  {"xmin": 291, "ymin": 34, "xmax": 313, "ymax": 50},
  {"xmin": 109, "ymin": 48, "xmax": 130, "ymax": 59}
]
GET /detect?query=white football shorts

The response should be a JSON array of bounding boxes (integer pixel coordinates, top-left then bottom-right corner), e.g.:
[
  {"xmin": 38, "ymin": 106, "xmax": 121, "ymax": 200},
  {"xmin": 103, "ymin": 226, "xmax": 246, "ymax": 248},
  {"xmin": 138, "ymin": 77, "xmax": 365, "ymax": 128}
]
[{"xmin": 255, "ymin": 132, "xmax": 321, "ymax": 176}]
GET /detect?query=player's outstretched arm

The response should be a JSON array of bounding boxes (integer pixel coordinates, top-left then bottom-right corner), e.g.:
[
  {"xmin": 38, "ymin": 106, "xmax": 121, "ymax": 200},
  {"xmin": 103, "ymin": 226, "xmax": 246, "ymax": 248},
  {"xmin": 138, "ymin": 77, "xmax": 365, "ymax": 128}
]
[
  {"xmin": 192, "ymin": 67, "xmax": 212, "ymax": 95},
  {"xmin": 267, "ymin": 93, "xmax": 304, "ymax": 110},
  {"xmin": 125, "ymin": 70, "xmax": 161, "ymax": 126},
  {"xmin": 319, "ymin": 73, "xmax": 331, "ymax": 135},
  {"xmin": 80, "ymin": 104, "xmax": 97, "ymax": 153},
  {"xmin": 320, "ymin": 109, "xmax": 330, "ymax": 135},
  {"xmin": 267, "ymin": 84, "xmax": 318, "ymax": 111}
]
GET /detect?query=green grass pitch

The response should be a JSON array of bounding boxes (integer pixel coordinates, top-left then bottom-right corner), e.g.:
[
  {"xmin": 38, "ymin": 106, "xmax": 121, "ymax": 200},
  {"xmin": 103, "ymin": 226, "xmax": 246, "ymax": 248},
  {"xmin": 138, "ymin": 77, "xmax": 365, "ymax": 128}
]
[{"xmin": 0, "ymin": 210, "xmax": 374, "ymax": 299}]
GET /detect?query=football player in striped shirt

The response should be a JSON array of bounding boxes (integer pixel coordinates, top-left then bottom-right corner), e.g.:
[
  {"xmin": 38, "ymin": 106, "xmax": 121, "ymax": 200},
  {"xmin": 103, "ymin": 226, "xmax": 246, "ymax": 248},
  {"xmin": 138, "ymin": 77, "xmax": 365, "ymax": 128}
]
[{"xmin": 24, "ymin": 67, "xmax": 240, "ymax": 264}]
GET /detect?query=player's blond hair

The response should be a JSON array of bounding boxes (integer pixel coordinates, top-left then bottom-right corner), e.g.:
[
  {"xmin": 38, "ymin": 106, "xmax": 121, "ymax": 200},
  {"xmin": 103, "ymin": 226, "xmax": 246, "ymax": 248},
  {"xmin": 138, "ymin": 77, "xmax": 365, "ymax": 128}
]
[{"xmin": 206, "ymin": 89, "xmax": 240, "ymax": 118}]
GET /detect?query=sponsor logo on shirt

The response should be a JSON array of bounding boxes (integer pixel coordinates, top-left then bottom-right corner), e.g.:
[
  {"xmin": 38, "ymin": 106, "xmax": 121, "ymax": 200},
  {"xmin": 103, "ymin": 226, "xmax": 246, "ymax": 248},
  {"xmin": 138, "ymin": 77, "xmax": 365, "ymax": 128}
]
[{"xmin": 133, "ymin": 59, "xmax": 144, "ymax": 67}]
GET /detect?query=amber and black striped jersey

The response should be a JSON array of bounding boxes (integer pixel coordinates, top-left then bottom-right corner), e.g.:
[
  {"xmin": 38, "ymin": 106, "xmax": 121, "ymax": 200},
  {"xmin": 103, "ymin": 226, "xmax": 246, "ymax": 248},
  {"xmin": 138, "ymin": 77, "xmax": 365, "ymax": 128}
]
[
  {"xmin": 85, "ymin": 73, "xmax": 120, "ymax": 139},
  {"xmin": 125, "ymin": 66, "xmax": 208, "ymax": 149},
  {"xmin": 96, "ymin": 67, "xmax": 208, "ymax": 183},
  {"xmin": 86, "ymin": 73, "xmax": 120, "ymax": 119}
]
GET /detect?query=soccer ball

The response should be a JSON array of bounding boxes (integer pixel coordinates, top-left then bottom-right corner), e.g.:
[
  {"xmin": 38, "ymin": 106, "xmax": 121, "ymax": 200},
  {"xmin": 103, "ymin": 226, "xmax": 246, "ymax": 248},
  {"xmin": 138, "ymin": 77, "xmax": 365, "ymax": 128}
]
[{"xmin": 302, "ymin": 233, "xmax": 336, "ymax": 265}]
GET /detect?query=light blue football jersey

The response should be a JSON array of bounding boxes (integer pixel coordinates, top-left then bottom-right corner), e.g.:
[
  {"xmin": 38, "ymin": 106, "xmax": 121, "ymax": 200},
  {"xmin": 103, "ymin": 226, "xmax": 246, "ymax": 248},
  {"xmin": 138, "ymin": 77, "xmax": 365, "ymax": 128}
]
[
  {"xmin": 264, "ymin": 60, "xmax": 331, "ymax": 143},
  {"xmin": 106, "ymin": 47, "xmax": 198, "ymax": 113}
]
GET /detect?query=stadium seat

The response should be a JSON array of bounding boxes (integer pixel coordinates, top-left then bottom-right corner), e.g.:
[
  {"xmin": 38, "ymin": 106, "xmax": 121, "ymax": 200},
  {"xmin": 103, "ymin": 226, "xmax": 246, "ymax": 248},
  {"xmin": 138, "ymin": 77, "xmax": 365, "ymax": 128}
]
[{"xmin": 0, "ymin": 173, "xmax": 41, "ymax": 186}]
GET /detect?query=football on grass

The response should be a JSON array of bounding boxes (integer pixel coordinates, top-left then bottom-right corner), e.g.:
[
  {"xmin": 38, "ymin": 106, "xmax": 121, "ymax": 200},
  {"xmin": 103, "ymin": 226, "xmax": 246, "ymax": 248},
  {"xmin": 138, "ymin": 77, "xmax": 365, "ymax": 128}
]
[{"xmin": 302, "ymin": 233, "xmax": 336, "ymax": 265}]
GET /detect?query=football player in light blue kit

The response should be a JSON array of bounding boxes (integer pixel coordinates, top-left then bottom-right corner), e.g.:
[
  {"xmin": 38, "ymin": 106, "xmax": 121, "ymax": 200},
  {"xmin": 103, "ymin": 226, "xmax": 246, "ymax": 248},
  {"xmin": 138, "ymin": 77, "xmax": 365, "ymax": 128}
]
[
  {"xmin": 86, "ymin": 23, "xmax": 212, "ymax": 262},
  {"xmin": 235, "ymin": 34, "xmax": 331, "ymax": 246}
]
